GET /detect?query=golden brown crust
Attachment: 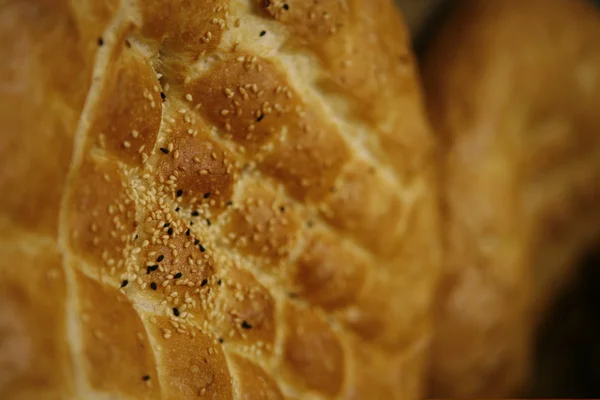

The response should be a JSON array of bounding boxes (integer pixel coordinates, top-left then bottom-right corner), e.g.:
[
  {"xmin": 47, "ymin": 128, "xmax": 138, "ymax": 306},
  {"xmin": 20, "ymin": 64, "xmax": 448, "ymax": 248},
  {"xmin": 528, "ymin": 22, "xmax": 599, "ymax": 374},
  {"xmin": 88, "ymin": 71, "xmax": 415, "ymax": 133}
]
[
  {"xmin": 0, "ymin": 228, "xmax": 74, "ymax": 400},
  {"xmin": 87, "ymin": 43, "xmax": 163, "ymax": 167},
  {"xmin": 281, "ymin": 303, "xmax": 345, "ymax": 396},
  {"xmin": 422, "ymin": 0, "xmax": 600, "ymax": 396},
  {"xmin": 75, "ymin": 268, "xmax": 161, "ymax": 398},
  {"xmin": 228, "ymin": 353, "xmax": 284, "ymax": 400},
  {"xmin": 0, "ymin": 0, "xmax": 439, "ymax": 399},
  {"xmin": 0, "ymin": 0, "xmax": 108, "ymax": 236},
  {"xmin": 0, "ymin": 0, "xmax": 114, "ymax": 397},
  {"xmin": 292, "ymin": 232, "xmax": 366, "ymax": 311},
  {"xmin": 144, "ymin": 315, "xmax": 234, "ymax": 400}
]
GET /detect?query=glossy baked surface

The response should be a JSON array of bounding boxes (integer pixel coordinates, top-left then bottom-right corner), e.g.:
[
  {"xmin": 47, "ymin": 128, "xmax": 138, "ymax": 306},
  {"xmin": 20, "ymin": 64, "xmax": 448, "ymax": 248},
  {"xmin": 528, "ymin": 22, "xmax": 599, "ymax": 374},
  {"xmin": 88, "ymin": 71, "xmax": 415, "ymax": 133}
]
[{"xmin": 0, "ymin": 1, "xmax": 439, "ymax": 399}]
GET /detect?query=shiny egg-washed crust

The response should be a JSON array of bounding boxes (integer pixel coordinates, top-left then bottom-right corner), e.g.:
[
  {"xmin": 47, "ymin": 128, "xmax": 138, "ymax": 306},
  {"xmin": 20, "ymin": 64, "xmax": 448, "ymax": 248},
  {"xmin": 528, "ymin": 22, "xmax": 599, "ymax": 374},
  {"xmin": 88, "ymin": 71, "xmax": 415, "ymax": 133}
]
[
  {"xmin": 0, "ymin": 0, "xmax": 439, "ymax": 399},
  {"xmin": 422, "ymin": 0, "xmax": 600, "ymax": 397}
]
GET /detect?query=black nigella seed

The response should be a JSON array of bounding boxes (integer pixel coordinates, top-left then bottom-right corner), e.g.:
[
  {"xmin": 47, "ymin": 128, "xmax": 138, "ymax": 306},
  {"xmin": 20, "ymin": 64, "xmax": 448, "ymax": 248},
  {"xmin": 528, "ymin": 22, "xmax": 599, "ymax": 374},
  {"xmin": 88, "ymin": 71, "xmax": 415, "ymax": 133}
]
[{"xmin": 241, "ymin": 320, "xmax": 253, "ymax": 329}]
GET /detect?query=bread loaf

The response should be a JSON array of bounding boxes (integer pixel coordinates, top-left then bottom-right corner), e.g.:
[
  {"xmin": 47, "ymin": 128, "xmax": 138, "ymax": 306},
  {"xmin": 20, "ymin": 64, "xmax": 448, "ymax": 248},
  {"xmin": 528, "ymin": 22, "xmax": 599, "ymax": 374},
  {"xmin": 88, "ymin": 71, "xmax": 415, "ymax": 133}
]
[
  {"xmin": 0, "ymin": 0, "xmax": 440, "ymax": 399},
  {"xmin": 422, "ymin": 0, "xmax": 600, "ymax": 396}
]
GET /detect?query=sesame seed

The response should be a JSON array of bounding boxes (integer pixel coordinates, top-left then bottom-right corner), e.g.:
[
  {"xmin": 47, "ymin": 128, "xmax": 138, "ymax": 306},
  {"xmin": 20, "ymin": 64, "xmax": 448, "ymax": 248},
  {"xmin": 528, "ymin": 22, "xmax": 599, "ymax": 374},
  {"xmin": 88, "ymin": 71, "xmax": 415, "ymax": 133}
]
[
  {"xmin": 150, "ymin": 282, "xmax": 157, "ymax": 290},
  {"xmin": 185, "ymin": 93, "xmax": 193, "ymax": 101}
]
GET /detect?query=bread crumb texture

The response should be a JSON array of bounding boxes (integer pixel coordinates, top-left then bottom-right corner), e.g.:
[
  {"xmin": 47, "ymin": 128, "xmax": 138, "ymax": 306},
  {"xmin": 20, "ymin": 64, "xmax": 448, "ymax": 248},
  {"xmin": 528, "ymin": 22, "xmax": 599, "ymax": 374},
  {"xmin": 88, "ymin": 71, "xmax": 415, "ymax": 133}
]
[{"xmin": 0, "ymin": 0, "xmax": 439, "ymax": 399}]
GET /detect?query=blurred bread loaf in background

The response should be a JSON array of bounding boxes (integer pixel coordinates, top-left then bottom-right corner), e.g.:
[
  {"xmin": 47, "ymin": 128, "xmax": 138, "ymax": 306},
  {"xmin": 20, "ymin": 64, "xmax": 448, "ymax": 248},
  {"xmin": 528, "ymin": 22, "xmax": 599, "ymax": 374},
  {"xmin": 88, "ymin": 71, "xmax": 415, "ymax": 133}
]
[{"xmin": 420, "ymin": 0, "xmax": 600, "ymax": 396}]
